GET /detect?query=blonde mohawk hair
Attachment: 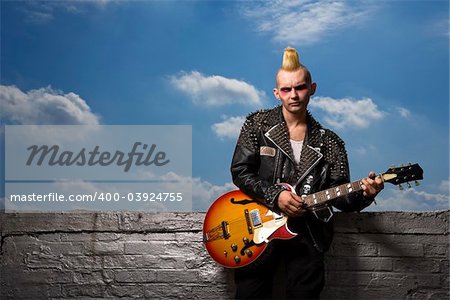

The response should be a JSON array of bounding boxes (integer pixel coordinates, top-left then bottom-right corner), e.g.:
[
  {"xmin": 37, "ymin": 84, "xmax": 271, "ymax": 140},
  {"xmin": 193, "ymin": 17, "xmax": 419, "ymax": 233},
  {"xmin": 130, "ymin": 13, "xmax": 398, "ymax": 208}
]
[
  {"xmin": 276, "ymin": 47, "xmax": 312, "ymax": 85},
  {"xmin": 281, "ymin": 47, "xmax": 301, "ymax": 71}
]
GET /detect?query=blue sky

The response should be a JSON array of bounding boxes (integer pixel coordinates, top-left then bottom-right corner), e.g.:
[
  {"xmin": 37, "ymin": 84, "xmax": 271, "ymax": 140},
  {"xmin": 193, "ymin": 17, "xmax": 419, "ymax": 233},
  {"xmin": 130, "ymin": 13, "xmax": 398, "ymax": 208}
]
[{"xmin": 1, "ymin": 0, "xmax": 449, "ymax": 212}]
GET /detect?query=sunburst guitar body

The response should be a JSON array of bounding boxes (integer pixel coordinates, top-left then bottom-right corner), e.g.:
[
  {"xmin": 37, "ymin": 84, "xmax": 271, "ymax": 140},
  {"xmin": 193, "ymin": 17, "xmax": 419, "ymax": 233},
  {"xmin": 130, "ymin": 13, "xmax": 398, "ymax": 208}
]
[
  {"xmin": 203, "ymin": 163, "xmax": 423, "ymax": 268},
  {"xmin": 203, "ymin": 190, "xmax": 296, "ymax": 268}
]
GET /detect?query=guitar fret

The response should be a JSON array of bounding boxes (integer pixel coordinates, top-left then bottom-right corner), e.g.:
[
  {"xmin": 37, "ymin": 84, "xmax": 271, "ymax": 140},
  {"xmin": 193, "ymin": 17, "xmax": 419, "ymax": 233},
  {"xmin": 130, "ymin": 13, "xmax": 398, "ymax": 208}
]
[
  {"xmin": 335, "ymin": 186, "xmax": 342, "ymax": 197},
  {"xmin": 304, "ymin": 180, "xmax": 367, "ymax": 208},
  {"xmin": 353, "ymin": 181, "xmax": 362, "ymax": 192}
]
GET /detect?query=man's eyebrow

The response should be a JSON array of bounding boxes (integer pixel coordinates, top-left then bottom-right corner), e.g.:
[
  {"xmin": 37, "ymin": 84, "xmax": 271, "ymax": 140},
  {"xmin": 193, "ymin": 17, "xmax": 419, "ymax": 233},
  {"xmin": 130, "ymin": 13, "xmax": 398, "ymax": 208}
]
[{"xmin": 279, "ymin": 83, "xmax": 308, "ymax": 90}]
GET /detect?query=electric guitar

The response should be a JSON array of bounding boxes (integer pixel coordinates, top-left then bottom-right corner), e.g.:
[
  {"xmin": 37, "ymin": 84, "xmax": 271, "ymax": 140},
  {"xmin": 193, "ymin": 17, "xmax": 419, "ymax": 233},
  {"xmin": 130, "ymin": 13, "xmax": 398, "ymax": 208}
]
[{"xmin": 203, "ymin": 163, "xmax": 423, "ymax": 268}]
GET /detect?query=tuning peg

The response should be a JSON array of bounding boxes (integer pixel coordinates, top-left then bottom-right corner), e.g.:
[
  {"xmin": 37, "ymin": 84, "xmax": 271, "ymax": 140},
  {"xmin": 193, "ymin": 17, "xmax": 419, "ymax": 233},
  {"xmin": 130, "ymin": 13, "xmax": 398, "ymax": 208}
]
[
  {"xmin": 414, "ymin": 180, "xmax": 420, "ymax": 186},
  {"xmin": 399, "ymin": 184, "xmax": 404, "ymax": 190},
  {"xmin": 406, "ymin": 182, "xmax": 412, "ymax": 189}
]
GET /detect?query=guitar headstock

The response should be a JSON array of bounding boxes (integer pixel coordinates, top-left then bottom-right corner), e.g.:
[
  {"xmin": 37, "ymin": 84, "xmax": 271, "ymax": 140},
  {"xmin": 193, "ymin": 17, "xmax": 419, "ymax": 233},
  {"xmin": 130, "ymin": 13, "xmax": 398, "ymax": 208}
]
[{"xmin": 382, "ymin": 163, "xmax": 423, "ymax": 189}]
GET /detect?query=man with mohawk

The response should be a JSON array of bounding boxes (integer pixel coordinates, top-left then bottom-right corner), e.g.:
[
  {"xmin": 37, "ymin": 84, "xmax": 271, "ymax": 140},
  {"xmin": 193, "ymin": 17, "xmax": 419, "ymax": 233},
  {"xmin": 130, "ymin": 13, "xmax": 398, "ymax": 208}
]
[{"xmin": 230, "ymin": 47, "xmax": 384, "ymax": 299}]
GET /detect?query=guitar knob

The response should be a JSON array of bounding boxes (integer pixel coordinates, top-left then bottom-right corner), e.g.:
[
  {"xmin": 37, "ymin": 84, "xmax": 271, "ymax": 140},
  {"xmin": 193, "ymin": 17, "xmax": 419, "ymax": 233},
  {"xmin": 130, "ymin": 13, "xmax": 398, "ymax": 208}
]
[
  {"xmin": 246, "ymin": 249, "xmax": 253, "ymax": 257},
  {"xmin": 234, "ymin": 256, "xmax": 241, "ymax": 264},
  {"xmin": 243, "ymin": 237, "xmax": 249, "ymax": 244},
  {"xmin": 231, "ymin": 244, "xmax": 238, "ymax": 252},
  {"xmin": 223, "ymin": 250, "xmax": 228, "ymax": 257}
]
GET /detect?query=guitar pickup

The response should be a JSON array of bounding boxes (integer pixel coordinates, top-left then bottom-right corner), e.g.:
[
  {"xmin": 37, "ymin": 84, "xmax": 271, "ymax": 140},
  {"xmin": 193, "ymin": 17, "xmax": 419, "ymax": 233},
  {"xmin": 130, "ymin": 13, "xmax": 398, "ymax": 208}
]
[
  {"xmin": 244, "ymin": 209, "xmax": 253, "ymax": 234},
  {"xmin": 221, "ymin": 221, "xmax": 230, "ymax": 239}
]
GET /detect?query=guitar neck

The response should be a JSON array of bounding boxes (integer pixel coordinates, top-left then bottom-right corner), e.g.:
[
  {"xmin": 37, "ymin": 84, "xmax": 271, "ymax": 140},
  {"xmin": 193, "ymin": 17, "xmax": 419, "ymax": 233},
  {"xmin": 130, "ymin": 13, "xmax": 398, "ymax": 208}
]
[
  {"xmin": 301, "ymin": 163, "xmax": 424, "ymax": 208},
  {"xmin": 302, "ymin": 180, "xmax": 363, "ymax": 208}
]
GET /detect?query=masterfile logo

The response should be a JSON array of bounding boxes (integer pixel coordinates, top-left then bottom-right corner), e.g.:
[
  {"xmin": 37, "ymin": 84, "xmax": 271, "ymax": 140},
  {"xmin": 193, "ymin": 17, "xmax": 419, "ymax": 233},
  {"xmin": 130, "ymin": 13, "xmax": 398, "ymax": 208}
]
[
  {"xmin": 5, "ymin": 125, "xmax": 192, "ymax": 213},
  {"xmin": 26, "ymin": 142, "xmax": 170, "ymax": 172}
]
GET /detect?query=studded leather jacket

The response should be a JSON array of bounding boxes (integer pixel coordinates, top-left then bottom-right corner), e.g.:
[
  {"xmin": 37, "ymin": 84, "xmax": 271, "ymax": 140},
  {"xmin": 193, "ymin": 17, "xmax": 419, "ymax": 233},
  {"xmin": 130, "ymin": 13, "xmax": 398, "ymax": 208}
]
[{"xmin": 230, "ymin": 106, "xmax": 372, "ymax": 252}]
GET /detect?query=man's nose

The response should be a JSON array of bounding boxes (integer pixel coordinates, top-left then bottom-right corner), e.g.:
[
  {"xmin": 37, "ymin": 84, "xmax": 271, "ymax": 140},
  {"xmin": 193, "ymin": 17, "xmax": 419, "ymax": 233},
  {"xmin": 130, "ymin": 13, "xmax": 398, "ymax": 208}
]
[{"xmin": 290, "ymin": 88, "xmax": 298, "ymax": 98}]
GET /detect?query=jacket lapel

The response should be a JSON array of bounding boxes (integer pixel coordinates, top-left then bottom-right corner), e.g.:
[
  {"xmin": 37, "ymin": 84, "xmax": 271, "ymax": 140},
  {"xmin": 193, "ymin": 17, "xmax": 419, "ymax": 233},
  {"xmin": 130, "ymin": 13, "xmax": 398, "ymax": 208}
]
[
  {"xmin": 264, "ymin": 108, "xmax": 324, "ymax": 185},
  {"xmin": 295, "ymin": 114, "xmax": 324, "ymax": 184},
  {"xmin": 264, "ymin": 122, "xmax": 296, "ymax": 164}
]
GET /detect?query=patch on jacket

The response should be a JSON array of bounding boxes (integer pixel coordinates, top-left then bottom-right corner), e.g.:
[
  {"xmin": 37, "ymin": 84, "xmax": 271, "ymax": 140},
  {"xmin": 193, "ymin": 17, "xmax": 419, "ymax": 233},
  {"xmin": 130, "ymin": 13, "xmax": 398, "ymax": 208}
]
[{"xmin": 260, "ymin": 146, "xmax": 276, "ymax": 157}]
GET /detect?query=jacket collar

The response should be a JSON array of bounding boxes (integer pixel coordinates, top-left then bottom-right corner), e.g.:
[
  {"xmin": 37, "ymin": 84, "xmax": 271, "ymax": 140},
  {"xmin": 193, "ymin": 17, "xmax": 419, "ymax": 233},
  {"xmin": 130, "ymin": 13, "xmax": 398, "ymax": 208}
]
[{"xmin": 264, "ymin": 106, "xmax": 324, "ymax": 184}]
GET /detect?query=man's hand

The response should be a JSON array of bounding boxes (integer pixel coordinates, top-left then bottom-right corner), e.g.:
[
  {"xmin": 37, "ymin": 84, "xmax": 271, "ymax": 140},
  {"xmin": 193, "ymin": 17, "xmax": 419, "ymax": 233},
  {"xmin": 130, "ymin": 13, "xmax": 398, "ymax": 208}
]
[
  {"xmin": 361, "ymin": 171, "xmax": 384, "ymax": 198},
  {"xmin": 277, "ymin": 191, "xmax": 307, "ymax": 217}
]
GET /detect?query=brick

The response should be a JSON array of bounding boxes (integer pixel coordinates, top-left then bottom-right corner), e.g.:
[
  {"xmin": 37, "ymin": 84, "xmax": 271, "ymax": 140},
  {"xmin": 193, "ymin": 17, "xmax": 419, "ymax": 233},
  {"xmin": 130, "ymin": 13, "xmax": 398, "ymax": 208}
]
[
  {"xmin": 198, "ymin": 264, "xmax": 230, "ymax": 283},
  {"xmin": 121, "ymin": 232, "xmax": 177, "ymax": 241},
  {"xmin": 32, "ymin": 233, "xmax": 61, "ymax": 242},
  {"xmin": 325, "ymin": 257, "xmax": 392, "ymax": 271},
  {"xmin": 24, "ymin": 252, "xmax": 63, "ymax": 269},
  {"xmin": 349, "ymin": 232, "xmax": 448, "ymax": 246},
  {"xmin": 118, "ymin": 212, "xmax": 204, "ymax": 232},
  {"xmin": 60, "ymin": 232, "xmax": 121, "ymax": 242},
  {"xmin": 378, "ymin": 243, "xmax": 424, "ymax": 257},
  {"xmin": 424, "ymin": 244, "xmax": 449, "ymax": 257},
  {"xmin": 322, "ymin": 286, "xmax": 408, "ymax": 299},
  {"xmin": 393, "ymin": 258, "xmax": 441, "ymax": 273},
  {"xmin": 328, "ymin": 242, "xmax": 378, "ymax": 257},
  {"xmin": 325, "ymin": 271, "xmax": 373, "ymax": 286},
  {"xmin": 114, "ymin": 269, "xmax": 157, "ymax": 283},
  {"xmin": 190, "ymin": 283, "xmax": 232, "ymax": 299},
  {"xmin": 106, "ymin": 284, "xmax": 145, "ymax": 298},
  {"xmin": 2, "ymin": 212, "xmax": 119, "ymax": 234},
  {"xmin": 47, "ymin": 242, "xmax": 86, "ymax": 255},
  {"xmin": 73, "ymin": 270, "xmax": 106, "ymax": 284},
  {"xmin": 124, "ymin": 241, "xmax": 166, "ymax": 254},
  {"xmin": 86, "ymin": 241, "xmax": 124, "ymax": 255},
  {"xmin": 143, "ymin": 283, "xmax": 196, "ymax": 298},
  {"xmin": 440, "ymin": 260, "xmax": 449, "ymax": 273},
  {"xmin": 371, "ymin": 272, "xmax": 441, "ymax": 289},
  {"xmin": 62, "ymin": 255, "xmax": 104, "ymax": 269},
  {"xmin": 104, "ymin": 254, "xmax": 186, "ymax": 269},
  {"xmin": 1, "ymin": 284, "xmax": 62, "ymax": 299},
  {"xmin": 351, "ymin": 212, "xmax": 449, "ymax": 234},
  {"xmin": 61, "ymin": 284, "xmax": 106, "ymax": 297},
  {"xmin": 156, "ymin": 270, "xmax": 200, "ymax": 283},
  {"xmin": 3, "ymin": 269, "xmax": 73, "ymax": 284}
]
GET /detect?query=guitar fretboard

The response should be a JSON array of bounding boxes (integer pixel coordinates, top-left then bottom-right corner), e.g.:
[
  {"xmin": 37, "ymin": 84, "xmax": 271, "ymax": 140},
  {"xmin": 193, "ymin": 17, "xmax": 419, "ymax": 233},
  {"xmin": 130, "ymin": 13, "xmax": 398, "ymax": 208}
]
[{"xmin": 302, "ymin": 180, "xmax": 363, "ymax": 208}]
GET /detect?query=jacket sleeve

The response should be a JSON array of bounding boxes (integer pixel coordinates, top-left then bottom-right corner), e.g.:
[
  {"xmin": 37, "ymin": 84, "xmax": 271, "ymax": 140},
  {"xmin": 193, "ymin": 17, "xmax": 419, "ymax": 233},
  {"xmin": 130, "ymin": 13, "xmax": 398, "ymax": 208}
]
[
  {"xmin": 230, "ymin": 116, "xmax": 287, "ymax": 208},
  {"xmin": 327, "ymin": 135, "xmax": 374, "ymax": 212}
]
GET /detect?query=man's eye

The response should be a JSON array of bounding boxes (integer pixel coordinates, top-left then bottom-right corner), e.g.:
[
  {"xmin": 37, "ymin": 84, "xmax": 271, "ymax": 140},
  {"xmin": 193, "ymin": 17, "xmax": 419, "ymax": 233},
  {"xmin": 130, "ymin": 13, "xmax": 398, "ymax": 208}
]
[
  {"xmin": 280, "ymin": 88, "xmax": 291, "ymax": 93},
  {"xmin": 294, "ymin": 84, "xmax": 307, "ymax": 91}
]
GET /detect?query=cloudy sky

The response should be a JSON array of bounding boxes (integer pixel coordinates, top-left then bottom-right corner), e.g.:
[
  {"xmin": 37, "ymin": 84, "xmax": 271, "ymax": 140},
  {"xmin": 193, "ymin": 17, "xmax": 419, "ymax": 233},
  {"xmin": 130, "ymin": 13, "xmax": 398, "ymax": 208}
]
[{"xmin": 1, "ymin": 0, "xmax": 449, "ymax": 212}]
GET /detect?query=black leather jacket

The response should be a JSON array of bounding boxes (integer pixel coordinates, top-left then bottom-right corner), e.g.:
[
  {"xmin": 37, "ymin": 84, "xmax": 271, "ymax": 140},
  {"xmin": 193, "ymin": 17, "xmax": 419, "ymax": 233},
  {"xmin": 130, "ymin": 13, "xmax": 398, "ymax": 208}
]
[{"xmin": 230, "ymin": 106, "xmax": 372, "ymax": 252}]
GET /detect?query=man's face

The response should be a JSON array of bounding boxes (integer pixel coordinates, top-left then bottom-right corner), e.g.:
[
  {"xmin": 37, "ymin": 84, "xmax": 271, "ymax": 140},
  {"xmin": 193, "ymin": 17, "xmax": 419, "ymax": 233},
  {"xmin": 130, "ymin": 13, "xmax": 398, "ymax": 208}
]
[{"xmin": 273, "ymin": 69, "xmax": 316, "ymax": 115}]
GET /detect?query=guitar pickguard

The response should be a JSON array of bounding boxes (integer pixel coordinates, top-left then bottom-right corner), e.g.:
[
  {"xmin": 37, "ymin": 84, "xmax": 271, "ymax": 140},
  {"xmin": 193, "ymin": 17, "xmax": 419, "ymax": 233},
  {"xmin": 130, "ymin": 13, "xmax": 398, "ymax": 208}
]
[{"xmin": 252, "ymin": 211, "xmax": 288, "ymax": 244}]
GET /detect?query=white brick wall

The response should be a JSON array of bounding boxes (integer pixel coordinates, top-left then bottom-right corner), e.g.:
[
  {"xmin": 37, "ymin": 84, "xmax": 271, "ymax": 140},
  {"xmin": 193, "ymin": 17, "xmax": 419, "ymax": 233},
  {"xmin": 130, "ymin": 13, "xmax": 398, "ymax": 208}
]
[{"xmin": 1, "ymin": 211, "xmax": 448, "ymax": 299}]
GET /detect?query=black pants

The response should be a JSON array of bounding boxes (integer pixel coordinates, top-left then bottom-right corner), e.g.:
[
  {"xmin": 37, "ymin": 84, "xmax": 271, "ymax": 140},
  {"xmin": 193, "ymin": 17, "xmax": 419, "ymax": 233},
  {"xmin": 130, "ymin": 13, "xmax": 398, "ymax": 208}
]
[{"xmin": 234, "ymin": 235, "xmax": 325, "ymax": 299}]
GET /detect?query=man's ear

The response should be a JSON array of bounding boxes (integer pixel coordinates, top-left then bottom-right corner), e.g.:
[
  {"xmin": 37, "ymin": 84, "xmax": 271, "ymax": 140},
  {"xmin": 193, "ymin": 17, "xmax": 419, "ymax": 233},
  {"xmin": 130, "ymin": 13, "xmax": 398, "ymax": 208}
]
[
  {"xmin": 310, "ymin": 83, "xmax": 317, "ymax": 96},
  {"xmin": 273, "ymin": 88, "xmax": 280, "ymax": 100}
]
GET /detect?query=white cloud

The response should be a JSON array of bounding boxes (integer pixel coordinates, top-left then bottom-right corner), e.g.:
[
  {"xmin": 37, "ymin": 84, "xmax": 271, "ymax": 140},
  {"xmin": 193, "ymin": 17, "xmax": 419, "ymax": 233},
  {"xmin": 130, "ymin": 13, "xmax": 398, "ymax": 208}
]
[
  {"xmin": 438, "ymin": 179, "xmax": 450, "ymax": 193},
  {"xmin": 191, "ymin": 178, "xmax": 237, "ymax": 211},
  {"xmin": 240, "ymin": 0, "xmax": 375, "ymax": 46},
  {"xmin": 309, "ymin": 96, "xmax": 384, "ymax": 129},
  {"xmin": 397, "ymin": 107, "xmax": 411, "ymax": 118},
  {"xmin": 211, "ymin": 116, "xmax": 245, "ymax": 139},
  {"xmin": 20, "ymin": 0, "xmax": 119, "ymax": 24},
  {"xmin": 369, "ymin": 188, "xmax": 449, "ymax": 212},
  {"xmin": 0, "ymin": 85, "xmax": 100, "ymax": 125},
  {"xmin": 169, "ymin": 71, "xmax": 265, "ymax": 107}
]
